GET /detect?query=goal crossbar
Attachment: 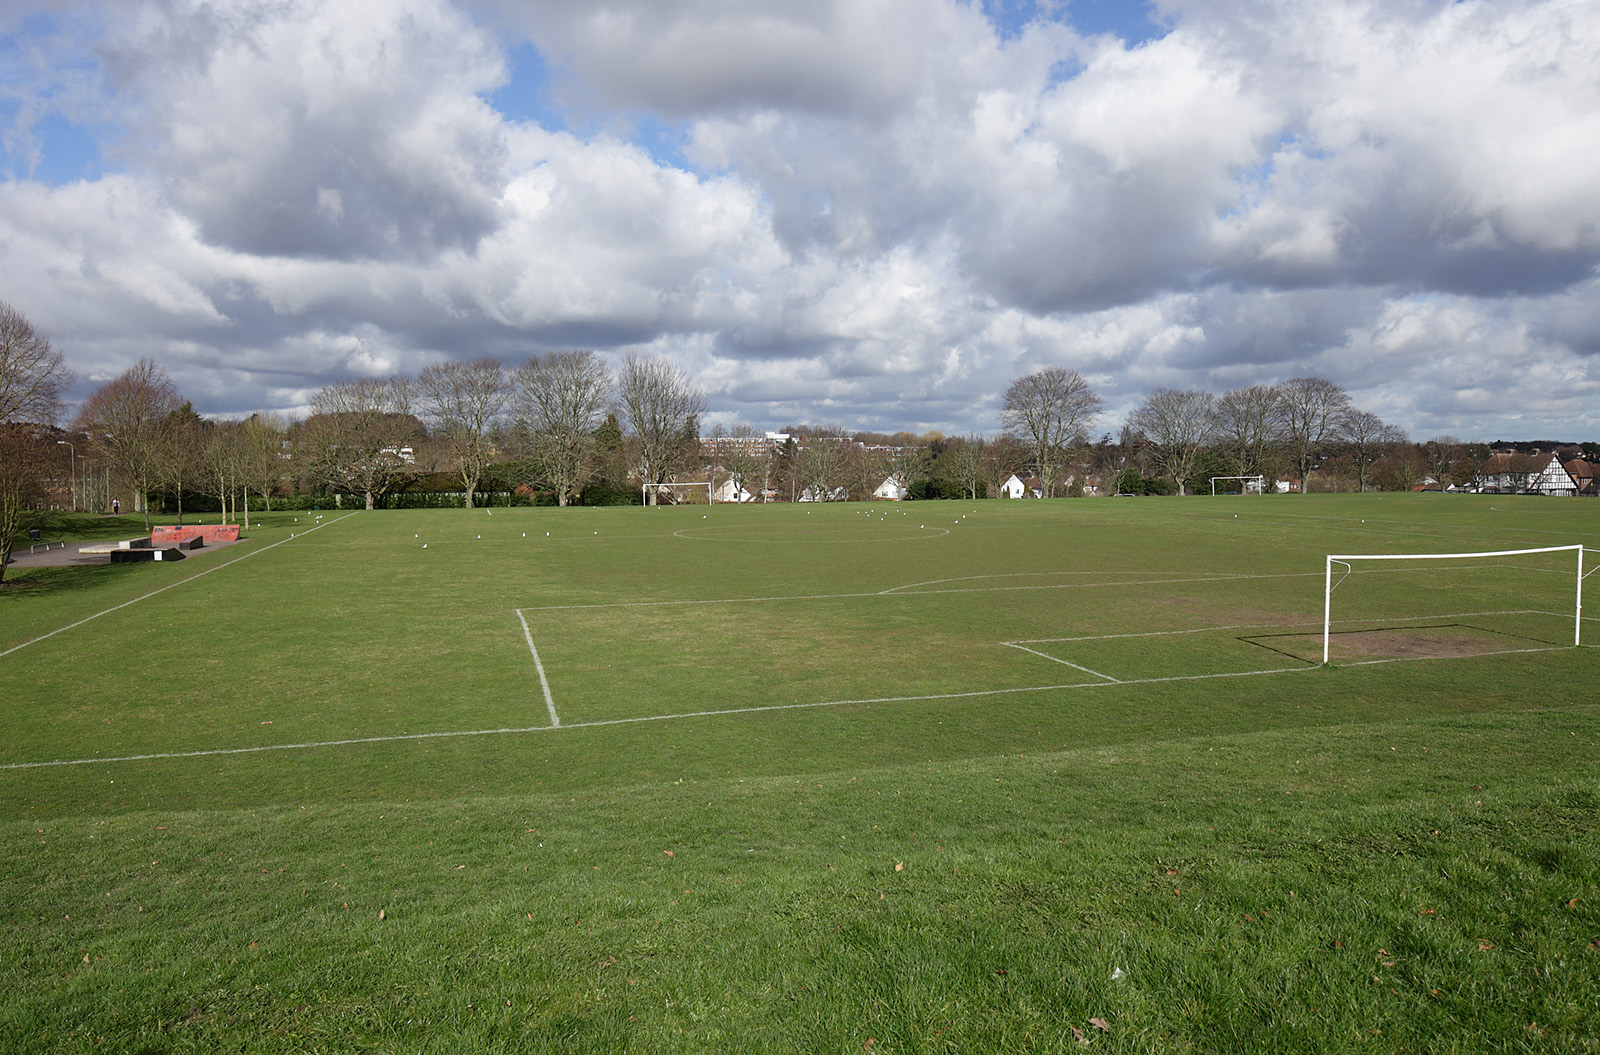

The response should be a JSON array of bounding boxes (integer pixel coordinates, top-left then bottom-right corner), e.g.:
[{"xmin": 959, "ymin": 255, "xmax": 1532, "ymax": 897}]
[{"xmin": 1323, "ymin": 544, "xmax": 1584, "ymax": 663}]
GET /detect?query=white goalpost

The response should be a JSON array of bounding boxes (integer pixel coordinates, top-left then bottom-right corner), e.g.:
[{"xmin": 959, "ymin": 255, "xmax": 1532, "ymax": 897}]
[
  {"xmin": 1211, "ymin": 475, "xmax": 1265, "ymax": 495},
  {"xmin": 1322, "ymin": 544, "xmax": 1587, "ymax": 664},
  {"xmin": 642, "ymin": 481, "xmax": 713, "ymax": 506}
]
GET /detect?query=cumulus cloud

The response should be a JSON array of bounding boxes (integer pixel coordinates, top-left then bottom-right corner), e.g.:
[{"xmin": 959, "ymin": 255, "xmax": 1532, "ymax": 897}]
[
  {"xmin": 98, "ymin": 0, "xmax": 510, "ymax": 260},
  {"xmin": 0, "ymin": 0, "xmax": 1596, "ymax": 438}
]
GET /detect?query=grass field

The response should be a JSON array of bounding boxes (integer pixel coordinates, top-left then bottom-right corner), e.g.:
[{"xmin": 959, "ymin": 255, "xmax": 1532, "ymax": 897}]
[{"xmin": 2, "ymin": 494, "xmax": 1597, "ymax": 1052}]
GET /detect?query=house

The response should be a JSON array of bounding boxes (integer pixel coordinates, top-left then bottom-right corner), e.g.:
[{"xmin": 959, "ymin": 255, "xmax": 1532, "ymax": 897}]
[
  {"xmin": 1472, "ymin": 454, "xmax": 1579, "ymax": 496},
  {"xmin": 798, "ymin": 485, "xmax": 848, "ymax": 502},
  {"xmin": 1000, "ymin": 474, "xmax": 1030, "ymax": 499},
  {"xmin": 873, "ymin": 476, "xmax": 907, "ymax": 501},
  {"xmin": 1564, "ymin": 459, "xmax": 1600, "ymax": 496},
  {"xmin": 712, "ymin": 478, "xmax": 755, "ymax": 503}
]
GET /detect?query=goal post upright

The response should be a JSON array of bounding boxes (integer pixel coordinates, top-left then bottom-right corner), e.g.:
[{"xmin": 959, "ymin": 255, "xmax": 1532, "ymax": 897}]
[{"xmin": 1322, "ymin": 543, "xmax": 1585, "ymax": 665}]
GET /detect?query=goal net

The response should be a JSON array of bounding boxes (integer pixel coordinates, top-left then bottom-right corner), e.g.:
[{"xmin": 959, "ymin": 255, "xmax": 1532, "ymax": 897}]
[
  {"xmin": 642, "ymin": 481, "xmax": 713, "ymax": 506},
  {"xmin": 1320, "ymin": 544, "xmax": 1588, "ymax": 664},
  {"xmin": 1211, "ymin": 475, "xmax": 1265, "ymax": 495}
]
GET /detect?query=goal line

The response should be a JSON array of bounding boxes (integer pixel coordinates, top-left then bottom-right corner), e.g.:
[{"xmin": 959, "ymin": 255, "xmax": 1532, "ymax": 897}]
[{"xmin": 1323, "ymin": 544, "xmax": 1585, "ymax": 663}]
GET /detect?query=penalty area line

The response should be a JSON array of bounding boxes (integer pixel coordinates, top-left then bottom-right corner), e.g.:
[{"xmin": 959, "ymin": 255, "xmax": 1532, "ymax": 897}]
[
  {"xmin": 515, "ymin": 610, "xmax": 560, "ymax": 728},
  {"xmin": 1001, "ymin": 643, "xmax": 1121, "ymax": 683},
  {"xmin": 0, "ymin": 512, "xmax": 359, "ymax": 660}
]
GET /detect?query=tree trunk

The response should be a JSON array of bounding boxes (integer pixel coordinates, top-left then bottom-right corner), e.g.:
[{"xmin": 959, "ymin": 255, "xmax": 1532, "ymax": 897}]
[
  {"xmin": 557, "ymin": 491, "xmax": 568, "ymax": 507},
  {"xmin": 365, "ymin": 489, "xmax": 375, "ymax": 511}
]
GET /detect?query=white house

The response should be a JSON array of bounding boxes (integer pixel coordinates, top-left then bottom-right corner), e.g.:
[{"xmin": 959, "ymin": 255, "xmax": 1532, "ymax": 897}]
[
  {"xmin": 1000, "ymin": 474, "xmax": 1048, "ymax": 498},
  {"xmin": 1472, "ymin": 454, "xmax": 1579, "ymax": 496},
  {"xmin": 713, "ymin": 478, "xmax": 755, "ymax": 503},
  {"xmin": 873, "ymin": 476, "xmax": 907, "ymax": 501}
]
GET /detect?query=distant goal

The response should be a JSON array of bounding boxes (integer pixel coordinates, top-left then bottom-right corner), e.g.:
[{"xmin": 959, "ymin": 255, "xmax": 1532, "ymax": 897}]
[
  {"xmin": 1211, "ymin": 475, "xmax": 1265, "ymax": 495},
  {"xmin": 643, "ymin": 481, "xmax": 713, "ymax": 506},
  {"xmin": 1322, "ymin": 545, "xmax": 1589, "ymax": 664}
]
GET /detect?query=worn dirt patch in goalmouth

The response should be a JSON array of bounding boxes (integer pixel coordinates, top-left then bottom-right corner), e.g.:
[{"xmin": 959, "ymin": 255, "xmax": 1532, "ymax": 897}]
[{"xmin": 1241, "ymin": 625, "xmax": 1533, "ymax": 665}]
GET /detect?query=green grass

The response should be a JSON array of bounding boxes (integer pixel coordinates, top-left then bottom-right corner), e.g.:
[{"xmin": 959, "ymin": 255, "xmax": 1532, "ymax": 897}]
[{"xmin": 2, "ymin": 495, "xmax": 1597, "ymax": 1052}]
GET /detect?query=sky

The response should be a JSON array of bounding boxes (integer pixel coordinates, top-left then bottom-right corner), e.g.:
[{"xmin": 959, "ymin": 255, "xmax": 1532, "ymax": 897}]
[{"xmin": 1, "ymin": 0, "xmax": 1597, "ymax": 442}]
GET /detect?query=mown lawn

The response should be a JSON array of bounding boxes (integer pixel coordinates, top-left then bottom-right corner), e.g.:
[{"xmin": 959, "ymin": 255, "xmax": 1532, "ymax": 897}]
[{"xmin": 2, "ymin": 494, "xmax": 1596, "ymax": 1052}]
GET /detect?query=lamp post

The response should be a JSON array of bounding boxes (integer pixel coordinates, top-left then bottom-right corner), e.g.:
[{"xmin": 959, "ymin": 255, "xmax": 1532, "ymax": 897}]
[{"xmin": 56, "ymin": 440, "xmax": 77, "ymax": 512}]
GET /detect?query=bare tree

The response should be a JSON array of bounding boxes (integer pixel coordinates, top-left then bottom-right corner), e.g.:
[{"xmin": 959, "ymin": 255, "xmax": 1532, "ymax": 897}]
[
  {"xmin": 1423, "ymin": 435, "xmax": 1463, "ymax": 489},
  {"xmin": 1213, "ymin": 384, "xmax": 1280, "ymax": 480},
  {"xmin": 719, "ymin": 424, "xmax": 772, "ymax": 503},
  {"xmin": 847, "ymin": 443, "xmax": 889, "ymax": 501},
  {"xmin": 1275, "ymin": 377, "xmax": 1351, "ymax": 494},
  {"xmin": 796, "ymin": 427, "xmax": 852, "ymax": 501},
  {"xmin": 1001, "ymin": 367, "xmax": 1102, "ymax": 497},
  {"xmin": 510, "ymin": 351, "xmax": 613, "ymax": 506},
  {"xmin": 74, "ymin": 357, "xmax": 181, "ymax": 531},
  {"xmin": 981, "ymin": 434, "xmax": 1028, "ymax": 497},
  {"xmin": 236, "ymin": 413, "xmax": 288, "ymax": 521},
  {"xmin": 616, "ymin": 354, "xmax": 706, "ymax": 504},
  {"xmin": 0, "ymin": 302, "xmax": 72, "ymax": 580},
  {"xmin": 1338, "ymin": 408, "xmax": 1406, "ymax": 492},
  {"xmin": 0, "ymin": 425, "xmax": 57, "ymax": 584},
  {"xmin": 155, "ymin": 402, "xmax": 205, "ymax": 525},
  {"xmin": 301, "ymin": 377, "xmax": 420, "ymax": 510},
  {"xmin": 0, "ymin": 301, "xmax": 71, "ymax": 426},
  {"xmin": 417, "ymin": 359, "xmax": 509, "ymax": 509},
  {"xmin": 886, "ymin": 443, "xmax": 932, "ymax": 500},
  {"xmin": 937, "ymin": 436, "xmax": 985, "ymax": 500},
  {"xmin": 198, "ymin": 420, "xmax": 244, "ymax": 526},
  {"xmin": 1127, "ymin": 388, "xmax": 1217, "ymax": 495}
]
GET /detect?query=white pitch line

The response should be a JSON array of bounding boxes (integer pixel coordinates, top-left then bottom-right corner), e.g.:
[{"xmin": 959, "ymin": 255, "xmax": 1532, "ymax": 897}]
[
  {"xmin": 35, "ymin": 645, "xmax": 1590, "ymax": 771},
  {"xmin": 1001, "ymin": 643, "xmax": 1122, "ymax": 682},
  {"xmin": 0, "ymin": 512, "xmax": 359, "ymax": 660},
  {"xmin": 517, "ymin": 570, "xmax": 1321, "ymax": 613},
  {"xmin": 516, "ymin": 610, "xmax": 560, "ymax": 728},
  {"xmin": 1009, "ymin": 609, "xmax": 1559, "ymax": 645}
]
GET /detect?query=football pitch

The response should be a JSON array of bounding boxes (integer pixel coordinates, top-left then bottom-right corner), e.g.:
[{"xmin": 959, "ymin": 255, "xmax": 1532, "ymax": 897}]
[{"xmin": 2, "ymin": 495, "xmax": 1597, "ymax": 1052}]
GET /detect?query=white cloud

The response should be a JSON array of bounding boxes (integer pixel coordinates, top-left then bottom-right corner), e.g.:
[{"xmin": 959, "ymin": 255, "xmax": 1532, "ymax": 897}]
[{"xmin": 0, "ymin": 0, "xmax": 1596, "ymax": 439}]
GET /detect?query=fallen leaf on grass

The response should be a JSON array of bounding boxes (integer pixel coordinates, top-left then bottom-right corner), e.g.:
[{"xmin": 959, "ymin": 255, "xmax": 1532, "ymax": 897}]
[
  {"xmin": 1568, "ymin": 898, "xmax": 1580, "ymax": 909},
  {"xmin": 1166, "ymin": 869, "xmax": 1178, "ymax": 875},
  {"xmin": 1420, "ymin": 909, "xmax": 1436, "ymax": 915},
  {"xmin": 378, "ymin": 910, "xmax": 386, "ymax": 921},
  {"xmin": 895, "ymin": 862, "xmax": 904, "ymax": 872},
  {"xmin": 663, "ymin": 850, "xmax": 675, "ymax": 858},
  {"xmin": 1478, "ymin": 940, "xmax": 1494, "ymax": 951},
  {"xmin": 863, "ymin": 1039, "xmax": 875, "ymax": 1050},
  {"xmin": 1071, "ymin": 1026, "xmax": 1088, "ymax": 1045},
  {"xmin": 259, "ymin": 721, "xmax": 272, "ymax": 725},
  {"xmin": 1090, "ymin": 1017, "xmax": 1110, "ymax": 1032}
]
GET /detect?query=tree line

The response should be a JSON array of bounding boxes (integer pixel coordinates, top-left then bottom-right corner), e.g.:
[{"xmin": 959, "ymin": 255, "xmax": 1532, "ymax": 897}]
[{"xmin": 3, "ymin": 299, "xmax": 1591, "ymax": 582}]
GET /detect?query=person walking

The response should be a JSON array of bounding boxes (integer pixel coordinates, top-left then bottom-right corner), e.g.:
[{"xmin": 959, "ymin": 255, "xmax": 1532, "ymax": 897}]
[{"xmin": 112, "ymin": 498, "xmax": 120, "ymax": 516}]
